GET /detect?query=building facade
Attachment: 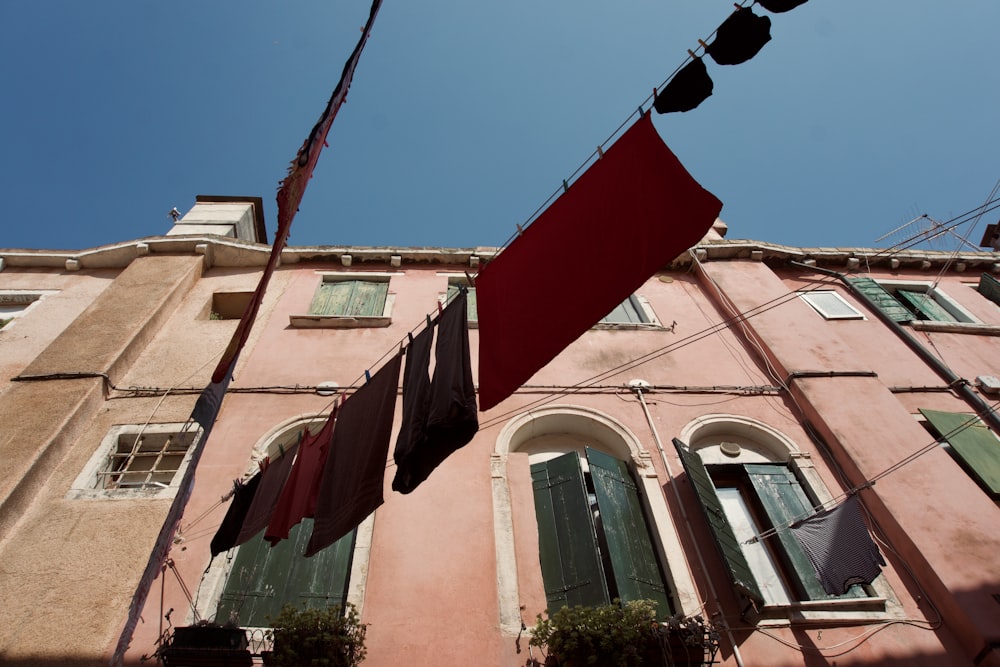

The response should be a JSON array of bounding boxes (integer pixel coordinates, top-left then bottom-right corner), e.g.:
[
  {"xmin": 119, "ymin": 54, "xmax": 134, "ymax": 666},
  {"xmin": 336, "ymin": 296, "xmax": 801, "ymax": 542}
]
[{"xmin": 1, "ymin": 197, "xmax": 999, "ymax": 666}]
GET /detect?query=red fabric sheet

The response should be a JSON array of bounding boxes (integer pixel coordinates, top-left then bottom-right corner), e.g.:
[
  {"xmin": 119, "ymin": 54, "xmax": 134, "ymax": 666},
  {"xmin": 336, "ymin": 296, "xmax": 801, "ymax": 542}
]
[
  {"xmin": 264, "ymin": 409, "xmax": 336, "ymax": 545},
  {"xmin": 476, "ymin": 113, "xmax": 722, "ymax": 411}
]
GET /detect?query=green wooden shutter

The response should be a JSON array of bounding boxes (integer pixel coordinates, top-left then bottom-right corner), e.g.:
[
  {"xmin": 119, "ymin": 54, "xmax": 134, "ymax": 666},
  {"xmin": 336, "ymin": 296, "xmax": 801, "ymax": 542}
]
[
  {"xmin": 216, "ymin": 521, "xmax": 355, "ymax": 627},
  {"xmin": 846, "ymin": 277, "xmax": 912, "ymax": 323},
  {"xmin": 585, "ymin": 447, "xmax": 672, "ymax": 617},
  {"xmin": 308, "ymin": 281, "xmax": 354, "ymax": 316},
  {"xmin": 673, "ymin": 439, "xmax": 764, "ymax": 605},
  {"xmin": 344, "ymin": 281, "xmax": 388, "ymax": 317},
  {"xmin": 896, "ymin": 290, "xmax": 956, "ymax": 322},
  {"xmin": 920, "ymin": 409, "xmax": 1000, "ymax": 498},
  {"xmin": 977, "ymin": 273, "xmax": 1000, "ymax": 307},
  {"xmin": 744, "ymin": 465, "xmax": 864, "ymax": 600},
  {"xmin": 531, "ymin": 452, "xmax": 610, "ymax": 610},
  {"xmin": 447, "ymin": 284, "xmax": 478, "ymax": 321}
]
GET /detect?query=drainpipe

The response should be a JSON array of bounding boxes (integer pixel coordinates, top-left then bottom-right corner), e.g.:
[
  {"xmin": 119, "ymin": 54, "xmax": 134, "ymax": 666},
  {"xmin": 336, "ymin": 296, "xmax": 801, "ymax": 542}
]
[
  {"xmin": 788, "ymin": 261, "xmax": 1000, "ymax": 435},
  {"xmin": 630, "ymin": 381, "xmax": 746, "ymax": 667}
]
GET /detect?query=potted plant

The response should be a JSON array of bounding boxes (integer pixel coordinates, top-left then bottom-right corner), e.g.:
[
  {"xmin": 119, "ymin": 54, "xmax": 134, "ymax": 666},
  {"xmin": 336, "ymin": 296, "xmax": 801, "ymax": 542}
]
[
  {"xmin": 529, "ymin": 600, "xmax": 719, "ymax": 667},
  {"xmin": 265, "ymin": 603, "xmax": 367, "ymax": 667}
]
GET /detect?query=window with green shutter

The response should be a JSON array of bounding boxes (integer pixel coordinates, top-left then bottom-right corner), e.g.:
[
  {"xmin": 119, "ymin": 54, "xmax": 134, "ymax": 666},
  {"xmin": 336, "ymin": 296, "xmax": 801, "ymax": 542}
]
[
  {"xmin": 446, "ymin": 283, "xmax": 477, "ymax": 322},
  {"xmin": 920, "ymin": 408, "xmax": 1000, "ymax": 499},
  {"xmin": 309, "ymin": 280, "xmax": 388, "ymax": 317},
  {"xmin": 978, "ymin": 273, "xmax": 1000, "ymax": 307},
  {"xmin": 675, "ymin": 440, "xmax": 869, "ymax": 609},
  {"xmin": 530, "ymin": 449, "xmax": 673, "ymax": 617},
  {"xmin": 215, "ymin": 520, "xmax": 356, "ymax": 627},
  {"xmin": 847, "ymin": 277, "xmax": 976, "ymax": 324}
]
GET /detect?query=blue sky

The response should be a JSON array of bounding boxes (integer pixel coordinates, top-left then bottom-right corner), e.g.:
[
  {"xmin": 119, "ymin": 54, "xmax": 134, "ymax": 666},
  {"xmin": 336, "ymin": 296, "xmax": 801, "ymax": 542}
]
[{"xmin": 1, "ymin": 1, "xmax": 997, "ymax": 252}]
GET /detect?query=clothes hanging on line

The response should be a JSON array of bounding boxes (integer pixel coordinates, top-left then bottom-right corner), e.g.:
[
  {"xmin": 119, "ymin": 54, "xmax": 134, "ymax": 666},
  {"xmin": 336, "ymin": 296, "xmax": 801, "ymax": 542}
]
[
  {"xmin": 306, "ymin": 353, "xmax": 402, "ymax": 557},
  {"xmin": 789, "ymin": 494, "xmax": 886, "ymax": 595},
  {"xmin": 475, "ymin": 113, "xmax": 722, "ymax": 410},
  {"xmin": 233, "ymin": 447, "xmax": 298, "ymax": 547},
  {"xmin": 392, "ymin": 291, "xmax": 479, "ymax": 494},
  {"xmin": 755, "ymin": 0, "xmax": 809, "ymax": 13},
  {"xmin": 210, "ymin": 474, "xmax": 262, "ymax": 557},
  {"xmin": 265, "ymin": 410, "xmax": 337, "ymax": 546},
  {"xmin": 706, "ymin": 7, "xmax": 771, "ymax": 66},
  {"xmin": 654, "ymin": 57, "xmax": 714, "ymax": 114}
]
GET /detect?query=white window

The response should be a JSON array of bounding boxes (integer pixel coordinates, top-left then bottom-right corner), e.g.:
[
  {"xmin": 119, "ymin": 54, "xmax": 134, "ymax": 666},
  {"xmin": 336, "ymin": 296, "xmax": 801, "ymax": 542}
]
[
  {"xmin": 289, "ymin": 273, "xmax": 396, "ymax": 329},
  {"xmin": 68, "ymin": 423, "xmax": 200, "ymax": 500},
  {"xmin": 594, "ymin": 295, "xmax": 662, "ymax": 329},
  {"xmin": 0, "ymin": 291, "xmax": 55, "ymax": 329},
  {"xmin": 798, "ymin": 290, "xmax": 864, "ymax": 320}
]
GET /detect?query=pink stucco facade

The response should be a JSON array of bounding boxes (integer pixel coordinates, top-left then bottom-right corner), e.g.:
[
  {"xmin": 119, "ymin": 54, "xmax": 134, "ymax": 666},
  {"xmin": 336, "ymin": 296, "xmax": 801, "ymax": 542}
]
[{"xmin": 1, "ymin": 199, "xmax": 999, "ymax": 666}]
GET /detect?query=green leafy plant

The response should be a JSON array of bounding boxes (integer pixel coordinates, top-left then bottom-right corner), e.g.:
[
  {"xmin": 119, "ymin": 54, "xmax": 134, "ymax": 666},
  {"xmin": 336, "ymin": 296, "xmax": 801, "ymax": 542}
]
[
  {"xmin": 530, "ymin": 599, "xmax": 659, "ymax": 667},
  {"xmin": 529, "ymin": 601, "xmax": 720, "ymax": 667},
  {"xmin": 267, "ymin": 603, "xmax": 367, "ymax": 667}
]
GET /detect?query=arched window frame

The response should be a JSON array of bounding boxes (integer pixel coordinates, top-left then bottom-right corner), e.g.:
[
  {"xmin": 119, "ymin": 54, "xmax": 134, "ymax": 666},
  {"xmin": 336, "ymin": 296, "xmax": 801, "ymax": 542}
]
[
  {"xmin": 678, "ymin": 414, "xmax": 903, "ymax": 624},
  {"xmin": 490, "ymin": 405, "xmax": 701, "ymax": 634},
  {"xmin": 195, "ymin": 415, "xmax": 375, "ymax": 626}
]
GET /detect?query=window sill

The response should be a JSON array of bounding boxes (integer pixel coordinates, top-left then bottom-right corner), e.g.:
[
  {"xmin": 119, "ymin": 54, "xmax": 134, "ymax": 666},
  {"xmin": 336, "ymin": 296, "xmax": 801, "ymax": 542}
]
[
  {"xmin": 289, "ymin": 315, "xmax": 391, "ymax": 329},
  {"xmin": 909, "ymin": 321, "xmax": 1000, "ymax": 336},
  {"xmin": 748, "ymin": 597, "xmax": 892, "ymax": 626},
  {"xmin": 592, "ymin": 322, "xmax": 665, "ymax": 331}
]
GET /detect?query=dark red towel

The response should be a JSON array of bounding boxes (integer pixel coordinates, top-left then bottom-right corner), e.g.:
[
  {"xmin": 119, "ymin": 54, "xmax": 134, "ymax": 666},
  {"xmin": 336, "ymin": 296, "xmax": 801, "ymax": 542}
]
[
  {"xmin": 476, "ymin": 114, "xmax": 722, "ymax": 410},
  {"xmin": 265, "ymin": 410, "xmax": 337, "ymax": 545},
  {"xmin": 233, "ymin": 448, "xmax": 298, "ymax": 546},
  {"xmin": 306, "ymin": 353, "xmax": 402, "ymax": 556}
]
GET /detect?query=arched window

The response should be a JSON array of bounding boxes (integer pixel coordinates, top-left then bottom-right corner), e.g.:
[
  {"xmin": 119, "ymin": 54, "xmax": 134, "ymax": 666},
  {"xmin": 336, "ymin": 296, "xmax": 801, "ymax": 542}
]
[
  {"xmin": 675, "ymin": 415, "xmax": 886, "ymax": 617},
  {"xmin": 206, "ymin": 417, "xmax": 370, "ymax": 628},
  {"xmin": 492, "ymin": 406, "xmax": 697, "ymax": 632}
]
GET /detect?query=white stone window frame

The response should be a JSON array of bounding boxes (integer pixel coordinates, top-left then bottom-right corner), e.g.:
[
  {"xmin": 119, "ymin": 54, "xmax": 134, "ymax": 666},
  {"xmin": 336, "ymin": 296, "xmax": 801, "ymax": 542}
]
[
  {"xmin": 0, "ymin": 290, "xmax": 57, "ymax": 330},
  {"xmin": 67, "ymin": 422, "xmax": 201, "ymax": 501},
  {"xmin": 592, "ymin": 294, "xmax": 664, "ymax": 330},
  {"xmin": 876, "ymin": 279, "xmax": 980, "ymax": 325},
  {"xmin": 437, "ymin": 274, "xmax": 478, "ymax": 328},
  {"xmin": 289, "ymin": 272, "xmax": 398, "ymax": 329},
  {"xmin": 798, "ymin": 290, "xmax": 865, "ymax": 320},
  {"xmin": 679, "ymin": 414, "xmax": 904, "ymax": 627},
  {"xmin": 195, "ymin": 415, "xmax": 374, "ymax": 636},
  {"xmin": 491, "ymin": 405, "xmax": 701, "ymax": 635}
]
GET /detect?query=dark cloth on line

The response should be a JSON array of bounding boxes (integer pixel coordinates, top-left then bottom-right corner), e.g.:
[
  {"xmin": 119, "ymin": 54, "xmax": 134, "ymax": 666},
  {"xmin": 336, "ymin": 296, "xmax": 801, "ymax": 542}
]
[
  {"xmin": 706, "ymin": 7, "xmax": 771, "ymax": 66},
  {"xmin": 654, "ymin": 57, "xmax": 714, "ymax": 114},
  {"xmin": 790, "ymin": 495, "xmax": 886, "ymax": 595},
  {"xmin": 210, "ymin": 474, "xmax": 262, "ymax": 557},
  {"xmin": 306, "ymin": 353, "xmax": 402, "ymax": 556},
  {"xmin": 233, "ymin": 447, "xmax": 298, "ymax": 547},
  {"xmin": 756, "ymin": 0, "xmax": 808, "ymax": 13},
  {"xmin": 476, "ymin": 114, "xmax": 722, "ymax": 410},
  {"xmin": 392, "ymin": 291, "xmax": 479, "ymax": 494},
  {"xmin": 265, "ymin": 411, "xmax": 336, "ymax": 545}
]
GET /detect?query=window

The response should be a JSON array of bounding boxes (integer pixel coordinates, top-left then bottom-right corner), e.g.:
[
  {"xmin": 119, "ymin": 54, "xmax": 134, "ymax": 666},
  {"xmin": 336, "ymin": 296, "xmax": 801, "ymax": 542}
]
[
  {"xmin": 0, "ymin": 291, "xmax": 51, "ymax": 329},
  {"xmin": 215, "ymin": 520, "xmax": 356, "ymax": 627},
  {"xmin": 68, "ymin": 423, "xmax": 199, "ymax": 500},
  {"xmin": 978, "ymin": 273, "xmax": 1000, "ymax": 307},
  {"xmin": 798, "ymin": 290, "xmax": 864, "ymax": 320},
  {"xmin": 210, "ymin": 291, "xmax": 254, "ymax": 320},
  {"xmin": 530, "ymin": 448, "xmax": 672, "ymax": 617},
  {"xmin": 920, "ymin": 408, "xmax": 1000, "ymax": 500},
  {"xmin": 290, "ymin": 274, "xmax": 395, "ymax": 328},
  {"xmin": 674, "ymin": 431, "xmax": 888, "ymax": 621},
  {"xmin": 446, "ymin": 279, "xmax": 478, "ymax": 323},
  {"xmin": 593, "ymin": 295, "xmax": 661, "ymax": 329},
  {"xmin": 848, "ymin": 277, "xmax": 977, "ymax": 324}
]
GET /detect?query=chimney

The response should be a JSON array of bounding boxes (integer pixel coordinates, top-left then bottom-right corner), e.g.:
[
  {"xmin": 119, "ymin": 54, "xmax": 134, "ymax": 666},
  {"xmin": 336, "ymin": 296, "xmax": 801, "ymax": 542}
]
[{"xmin": 167, "ymin": 195, "xmax": 268, "ymax": 244}]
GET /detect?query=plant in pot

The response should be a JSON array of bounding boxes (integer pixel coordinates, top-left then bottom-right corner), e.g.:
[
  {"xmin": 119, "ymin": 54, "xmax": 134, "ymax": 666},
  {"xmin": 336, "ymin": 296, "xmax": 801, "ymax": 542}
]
[
  {"xmin": 265, "ymin": 603, "xmax": 367, "ymax": 667},
  {"xmin": 529, "ymin": 599, "xmax": 660, "ymax": 667}
]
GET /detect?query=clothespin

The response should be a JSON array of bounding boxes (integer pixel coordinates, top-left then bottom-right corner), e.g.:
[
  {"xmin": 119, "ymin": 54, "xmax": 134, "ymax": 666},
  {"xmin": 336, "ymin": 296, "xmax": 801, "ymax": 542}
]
[
  {"xmin": 562, "ymin": 179, "xmax": 569, "ymax": 193},
  {"xmin": 364, "ymin": 369, "xmax": 371, "ymax": 384},
  {"xmin": 437, "ymin": 300, "xmax": 444, "ymax": 315},
  {"xmin": 596, "ymin": 145, "xmax": 604, "ymax": 159},
  {"xmin": 687, "ymin": 49, "xmax": 697, "ymax": 59},
  {"xmin": 426, "ymin": 313, "xmax": 433, "ymax": 328},
  {"xmin": 637, "ymin": 104, "xmax": 644, "ymax": 118},
  {"xmin": 278, "ymin": 443, "xmax": 285, "ymax": 458},
  {"xmin": 408, "ymin": 331, "xmax": 414, "ymax": 344},
  {"xmin": 697, "ymin": 38, "xmax": 709, "ymax": 51}
]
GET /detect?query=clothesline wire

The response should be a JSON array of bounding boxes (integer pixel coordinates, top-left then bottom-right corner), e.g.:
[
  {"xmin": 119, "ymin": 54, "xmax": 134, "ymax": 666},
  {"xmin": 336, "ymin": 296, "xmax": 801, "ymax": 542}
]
[
  {"xmin": 743, "ymin": 403, "xmax": 1000, "ymax": 546},
  {"xmin": 930, "ymin": 177, "xmax": 1000, "ymax": 290},
  {"xmin": 487, "ymin": 0, "xmax": 753, "ymax": 257}
]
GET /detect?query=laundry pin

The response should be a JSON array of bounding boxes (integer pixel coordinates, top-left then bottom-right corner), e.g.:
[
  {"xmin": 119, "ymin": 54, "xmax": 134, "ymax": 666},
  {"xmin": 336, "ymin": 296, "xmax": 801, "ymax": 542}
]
[
  {"xmin": 697, "ymin": 38, "xmax": 709, "ymax": 51},
  {"xmin": 596, "ymin": 145, "xmax": 604, "ymax": 159},
  {"xmin": 364, "ymin": 369, "xmax": 371, "ymax": 384},
  {"xmin": 562, "ymin": 179, "xmax": 569, "ymax": 193}
]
